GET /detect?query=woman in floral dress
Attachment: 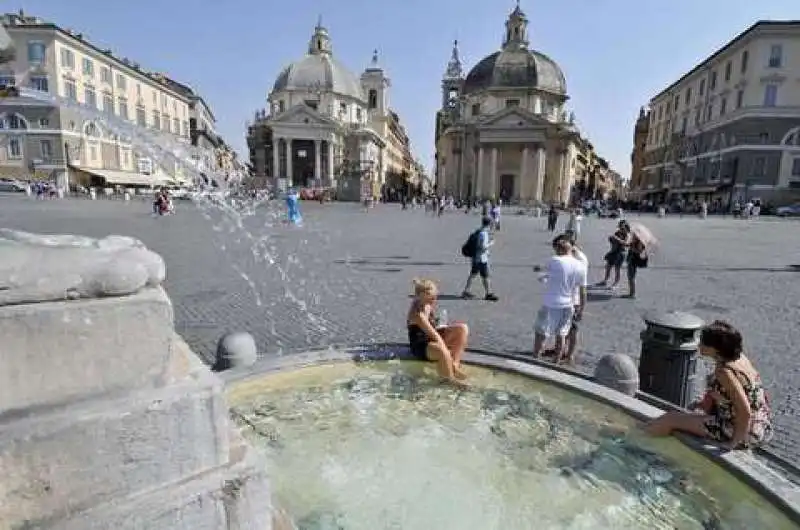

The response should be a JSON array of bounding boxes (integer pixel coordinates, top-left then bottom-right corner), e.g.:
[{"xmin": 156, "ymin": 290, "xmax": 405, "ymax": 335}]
[{"xmin": 646, "ymin": 320, "xmax": 772, "ymax": 450}]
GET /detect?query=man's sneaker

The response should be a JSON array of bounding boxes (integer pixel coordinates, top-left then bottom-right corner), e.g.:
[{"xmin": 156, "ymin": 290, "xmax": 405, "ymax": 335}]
[
  {"xmin": 461, "ymin": 291, "xmax": 475, "ymax": 299},
  {"xmin": 485, "ymin": 293, "xmax": 499, "ymax": 302}
]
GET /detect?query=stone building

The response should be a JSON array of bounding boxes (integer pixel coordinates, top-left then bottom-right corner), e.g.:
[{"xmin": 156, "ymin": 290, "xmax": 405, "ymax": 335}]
[
  {"xmin": 434, "ymin": 5, "xmax": 581, "ymax": 204},
  {"xmin": 628, "ymin": 107, "xmax": 650, "ymax": 199},
  {"xmin": 0, "ymin": 10, "xmax": 220, "ymax": 189},
  {"xmin": 641, "ymin": 20, "xmax": 800, "ymax": 207},
  {"xmin": 246, "ymin": 20, "xmax": 417, "ymax": 199}
]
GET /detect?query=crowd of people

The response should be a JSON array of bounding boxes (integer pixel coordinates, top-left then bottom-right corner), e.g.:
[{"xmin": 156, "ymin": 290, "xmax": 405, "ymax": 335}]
[{"xmin": 405, "ymin": 209, "xmax": 773, "ymax": 451}]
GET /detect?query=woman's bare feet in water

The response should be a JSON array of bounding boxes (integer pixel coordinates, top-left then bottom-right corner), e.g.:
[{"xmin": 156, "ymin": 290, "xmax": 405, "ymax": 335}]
[{"xmin": 454, "ymin": 366, "xmax": 469, "ymax": 380}]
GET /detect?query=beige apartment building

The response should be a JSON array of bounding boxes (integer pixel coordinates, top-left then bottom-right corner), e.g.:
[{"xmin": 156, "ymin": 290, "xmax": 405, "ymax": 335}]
[
  {"xmin": 0, "ymin": 11, "xmax": 205, "ymax": 189},
  {"xmin": 640, "ymin": 20, "xmax": 800, "ymax": 207}
]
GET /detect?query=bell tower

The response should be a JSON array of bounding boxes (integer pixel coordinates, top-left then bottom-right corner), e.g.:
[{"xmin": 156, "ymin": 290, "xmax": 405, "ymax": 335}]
[
  {"xmin": 360, "ymin": 49, "xmax": 390, "ymax": 117},
  {"xmin": 441, "ymin": 39, "xmax": 463, "ymax": 111},
  {"xmin": 503, "ymin": 2, "xmax": 529, "ymax": 50}
]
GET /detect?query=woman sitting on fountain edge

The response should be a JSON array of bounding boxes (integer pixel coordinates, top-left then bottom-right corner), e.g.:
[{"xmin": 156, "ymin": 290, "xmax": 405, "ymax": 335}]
[{"xmin": 406, "ymin": 278, "xmax": 469, "ymax": 385}]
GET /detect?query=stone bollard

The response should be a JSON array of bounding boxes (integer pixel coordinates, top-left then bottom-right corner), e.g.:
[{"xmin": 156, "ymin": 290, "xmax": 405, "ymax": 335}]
[
  {"xmin": 658, "ymin": 206, "xmax": 666, "ymax": 218},
  {"xmin": 213, "ymin": 331, "xmax": 258, "ymax": 371},
  {"xmin": 124, "ymin": 192, "xmax": 131, "ymax": 201},
  {"xmin": 89, "ymin": 188, "xmax": 97, "ymax": 200},
  {"xmin": 638, "ymin": 311, "xmax": 705, "ymax": 408},
  {"xmin": 593, "ymin": 354, "xmax": 639, "ymax": 396}
]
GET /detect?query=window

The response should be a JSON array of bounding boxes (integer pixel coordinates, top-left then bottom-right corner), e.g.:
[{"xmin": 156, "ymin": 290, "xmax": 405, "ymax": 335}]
[
  {"xmin": 368, "ymin": 89, "xmax": 378, "ymax": 109},
  {"xmin": 29, "ymin": 76, "xmax": 48, "ymax": 92},
  {"xmin": 84, "ymin": 87, "xmax": 97, "ymax": 108},
  {"xmin": 100, "ymin": 66, "xmax": 112, "ymax": 84},
  {"xmin": 769, "ymin": 44, "xmax": 783, "ymax": 68},
  {"xmin": 763, "ymin": 84, "xmax": 778, "ymax": 107},
  {"xmin": 699, "ymin": 79, "xmax": 705, "ymax": 96},
  {"xmin": 505, "ymin": 99, "xmax": 520, "ymax": 108},
  {"xmin": 152, "ymin": 110, "xmax": 160, "ymax": 130},
  {"xmin": 116, "ymin": 74, "xmax": 127, "ymax": 90},
  {"xmin": 753, "ymin": 157, "xmax": 766, "ymax": 176},
  {"xmin": 705, "ymin": 104, "xmax": 713, "ymax": 121},
  {"xmin": 182, "ymin": 120, "xmax": 189, "ymax": 136},
  {"xmin": 161, "ymin": 94, "xmax": 167, "ymax": 108},
  {"xmin": 173, "ymin": 117, "xmax": 180, "ymax": 134},
  {"xmin": 710, "ymin": 71, "xmax": 717, "ymax": 91},
  {"xmin": 103, "ymin": 93, "xmax": 113, "ymax": 114},
  {"xmin": 673, "ymin": 95, "xmax": 679, "ymax": 111},
  {"xmin": 658, "ymin": 106, "xmax": 663, "ymax": 120},
  {"xmin": 681, "ymin": 117, "xmax": 687, "ymax": 133},
  {"xmin": 163, "ymin": 114, "xmax": 171, "ymax": 132},
  {"xmin": 60, "ymin": 48, "xmax": 74, "ymax": 68},
  {"xmin": 152, "ymin": 92, "xmax": 157, "ymax": 104},
  {"xmin": 8, "ymin": 138, "xmax": 22, "ymax": 158},
  {"xmin": 38, "ymin": 118, "xmax": 49, "ymax": 127},
  {"xmin": 27, "ymin": 41, "xmax": 46, "ymax": 64},
  {"xmin": 172, "ymin": 100, "xmax": 177, "ymax": 113},
  {"xmin": 685, "ymin": 88, "xmax": 692, "ymax": 104},
  {"xmin": 356, "ymin": 108, "xmax": 362, "ymax": 121},
  {"xmin": 792, "ymin": 158, "xmax": 800, "ymax": 176},
  {"xmin": 118, "ymin": 97, "xmax": 129, "ymax": 120},
  {"xmin": 82, "ymin": 58, "xmax": 94, "ymax": 77},
  {"xmin": 279, "ymin": 100, "xmax": 285, "ymax": 113},
  {"xmin": 472, "ymin": 103, "xmax": 481, "ymax": 116},
  {"xmin": 736, "ymin": 89, "xmax": 744, "ymax": 108},
  {"xmin": 40, "ymin": 139, "xmax": 53, "ymax": 159},
  {"xmin": 694, "ymin": 109, "xmax": 701, "ymax": 125},
  {"xmin": 3, "ymin": 114, "xmax": 27, "ymax": 129},
  {"xmin": 136, "ymin": 83, "xmax": 141, "ymax": 96},
  {"xmin": 720, "ymin": 97, "xmax": 727, "ymax": 116},
  {"xmin": 64, "ymin": 78, "xmax": 77, "ymax": 100},
  {"xmin": 136, "ymin": 106, "xmax": 146, "ymax": 127},
  {"xmin": 0, "ymin": 74, "xmax": 14, "ymax": 87},
  {"xmin": 89, "ymin": 145, "xmax": 97, "ymax": 161},
  {"xmin": 724, "ymin": 61, "xmax": 732, "ymax": 81},
  {"xmin": 138, "ymin": 157, "xmax": 153, "ymax": 174},
  {"xmin": 741, "ymin": 50, "xmax": 749, "ymax": 73}
]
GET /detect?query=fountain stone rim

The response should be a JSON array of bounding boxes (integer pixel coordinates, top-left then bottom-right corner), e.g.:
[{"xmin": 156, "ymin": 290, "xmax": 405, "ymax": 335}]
[{"xmin": 220, "ymin": 343, "xmax": 800, "ymax": 525}]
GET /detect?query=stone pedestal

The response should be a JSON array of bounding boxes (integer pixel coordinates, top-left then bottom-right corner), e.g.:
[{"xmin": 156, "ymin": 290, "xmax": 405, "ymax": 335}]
[{"xmin": 0, "ymin": 255, "xmax": 271, "ymax": 528}]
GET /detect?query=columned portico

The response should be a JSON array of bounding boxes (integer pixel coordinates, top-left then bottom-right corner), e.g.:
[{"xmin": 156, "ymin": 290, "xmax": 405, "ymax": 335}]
[
  {"xmin": 272, "ymin": 138, "xmax": 280, "ymax": 179},
  {"xmin": 314, "ymin": 139, "xmax": 322, "ymax": 184},
  {"xmin": 477, "ymin": 146, "xmax": 484, "ymax": 196},
  {"xmin": 327, "ymin": 140, "xmax": 335, "ymax": 186},
  {"xmin": 534, "ymin": 146, "xmax": 546, "ymax": 201},
  {"xmin": 489, "ymin": 147, "xmax": 498, "ymax": 199}
]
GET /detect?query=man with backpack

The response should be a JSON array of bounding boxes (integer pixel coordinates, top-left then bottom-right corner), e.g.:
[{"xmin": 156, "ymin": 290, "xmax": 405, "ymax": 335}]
[{"xmin": 461, "ymin": 216, "xmax": 499, "ymax": 301}]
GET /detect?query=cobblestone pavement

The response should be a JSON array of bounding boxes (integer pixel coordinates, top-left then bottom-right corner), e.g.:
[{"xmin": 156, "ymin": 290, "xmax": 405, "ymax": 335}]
[{"xmin": 2, "ymin": 194, "xmax": 800, "ymax": 462}]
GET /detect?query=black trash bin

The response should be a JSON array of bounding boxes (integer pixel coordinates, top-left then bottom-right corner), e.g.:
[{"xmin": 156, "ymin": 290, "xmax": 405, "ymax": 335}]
[{"xmin": 638, "ymin": 311, "xmax": 705, "ymax": 408}]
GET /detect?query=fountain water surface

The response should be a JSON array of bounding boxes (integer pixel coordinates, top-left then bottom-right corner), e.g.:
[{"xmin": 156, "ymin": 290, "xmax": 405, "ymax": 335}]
[{"xmin": 229, "ymin": 361, "xmax": 798, "ymax": 530}]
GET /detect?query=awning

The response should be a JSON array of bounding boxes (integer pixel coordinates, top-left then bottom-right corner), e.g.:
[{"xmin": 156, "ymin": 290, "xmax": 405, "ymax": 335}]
[{"xmin": 74, "ymin": 167, "xmax": 168, "ymax": 187}]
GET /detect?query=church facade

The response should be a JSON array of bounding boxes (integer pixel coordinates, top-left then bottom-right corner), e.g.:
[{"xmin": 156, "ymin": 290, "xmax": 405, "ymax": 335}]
[
  {"xmin": 435, "ymin": 5, "xmax": 581, "ymax": 205},
  {"xmin": 247, "ymin": 20, "xmax": 414, "ymax": 199}
]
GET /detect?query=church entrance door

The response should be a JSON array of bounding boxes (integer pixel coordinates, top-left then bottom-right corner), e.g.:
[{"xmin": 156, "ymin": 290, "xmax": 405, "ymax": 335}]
[{"xmin": 499, "ymin": 174, "xmax": 515, "ymax": 202}]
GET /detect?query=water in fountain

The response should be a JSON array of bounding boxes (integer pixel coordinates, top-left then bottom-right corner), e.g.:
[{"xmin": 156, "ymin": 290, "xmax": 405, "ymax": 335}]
[
  {"xmin": 12, "ymin": 87, "xmax": 337, "ymax": 353},
  {"xmin": 231, "ymin": 361, "xmax": 798, "ymax": 530}
]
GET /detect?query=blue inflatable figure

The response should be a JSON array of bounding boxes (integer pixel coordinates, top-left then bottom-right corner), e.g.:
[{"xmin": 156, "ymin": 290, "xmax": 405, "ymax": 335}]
[{"xmin": 285, "ymin": 188, "xmax": 303, "ymax": 225}]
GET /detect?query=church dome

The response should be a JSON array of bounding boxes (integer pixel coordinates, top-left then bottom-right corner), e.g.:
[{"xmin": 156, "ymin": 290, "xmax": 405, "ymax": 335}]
[
  {"xmin": 462, "ymin": 5, "xmax": 567, "ymax": 96},
  {"xmin": 463, "ymin": 49, "xmax": 566, "ymax": 95},
  {"xmin": 272, "ymin": 22, "xmax": 364, "ymax": 101}
]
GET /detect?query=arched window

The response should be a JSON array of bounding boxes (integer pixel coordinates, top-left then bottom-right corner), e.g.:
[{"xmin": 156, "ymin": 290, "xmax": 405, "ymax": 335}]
[
  {"xmin": 368, "ymin": 89, "xmax": 378, "ymax": 109},
  {"xmin": 0, "ymin": 113, "xmax": 29, "ymax": 130}
]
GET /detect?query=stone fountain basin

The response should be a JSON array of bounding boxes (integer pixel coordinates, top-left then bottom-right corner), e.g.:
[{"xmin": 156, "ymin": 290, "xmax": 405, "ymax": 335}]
[{"xmin": 222, "ymin": 346, "xmax": 800, "ymax": 529}]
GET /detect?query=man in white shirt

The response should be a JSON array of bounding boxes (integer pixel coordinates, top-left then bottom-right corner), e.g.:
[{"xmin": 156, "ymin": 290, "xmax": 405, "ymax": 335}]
[
  {"xmin": 533, "ymin": 233, "xmax": 588, "ymax": 362},
  {"xmin": 564, "ymin": 230, "xmax": 588, "ymax": 363}
]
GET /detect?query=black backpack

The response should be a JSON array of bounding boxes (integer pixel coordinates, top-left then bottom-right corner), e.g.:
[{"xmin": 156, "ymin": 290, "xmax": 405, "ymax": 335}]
[{"xmin": 461, "ymin": 229, "xmax": 481, "ymax": 258}]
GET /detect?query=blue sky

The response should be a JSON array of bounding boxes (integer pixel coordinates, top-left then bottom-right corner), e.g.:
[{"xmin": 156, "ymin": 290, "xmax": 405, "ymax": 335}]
[{"xmin": 14, "ymin": 0, "xmax": 800, "ymax": 178}]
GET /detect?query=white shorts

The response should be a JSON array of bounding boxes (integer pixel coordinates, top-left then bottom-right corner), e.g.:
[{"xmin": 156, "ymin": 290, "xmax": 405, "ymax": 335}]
[{"xmin": 534, "ymin": 306, "xmax": 574, "ymax": 338}]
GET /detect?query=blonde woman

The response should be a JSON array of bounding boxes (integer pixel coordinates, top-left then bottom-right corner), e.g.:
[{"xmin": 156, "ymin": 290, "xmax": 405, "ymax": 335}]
[{"xmin": 407, "ymin": 278, "xmax": 469, "ymax": 384}]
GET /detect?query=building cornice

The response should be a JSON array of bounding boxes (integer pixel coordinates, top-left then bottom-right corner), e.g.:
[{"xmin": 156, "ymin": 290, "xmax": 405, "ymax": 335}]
[
  {"xmin": 650, "ymin": 20, "xmax": 800, "ymax": 103},
  {"xmin": 6, "ymin": 22, "xmax": 193, "ymax": 102}
]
